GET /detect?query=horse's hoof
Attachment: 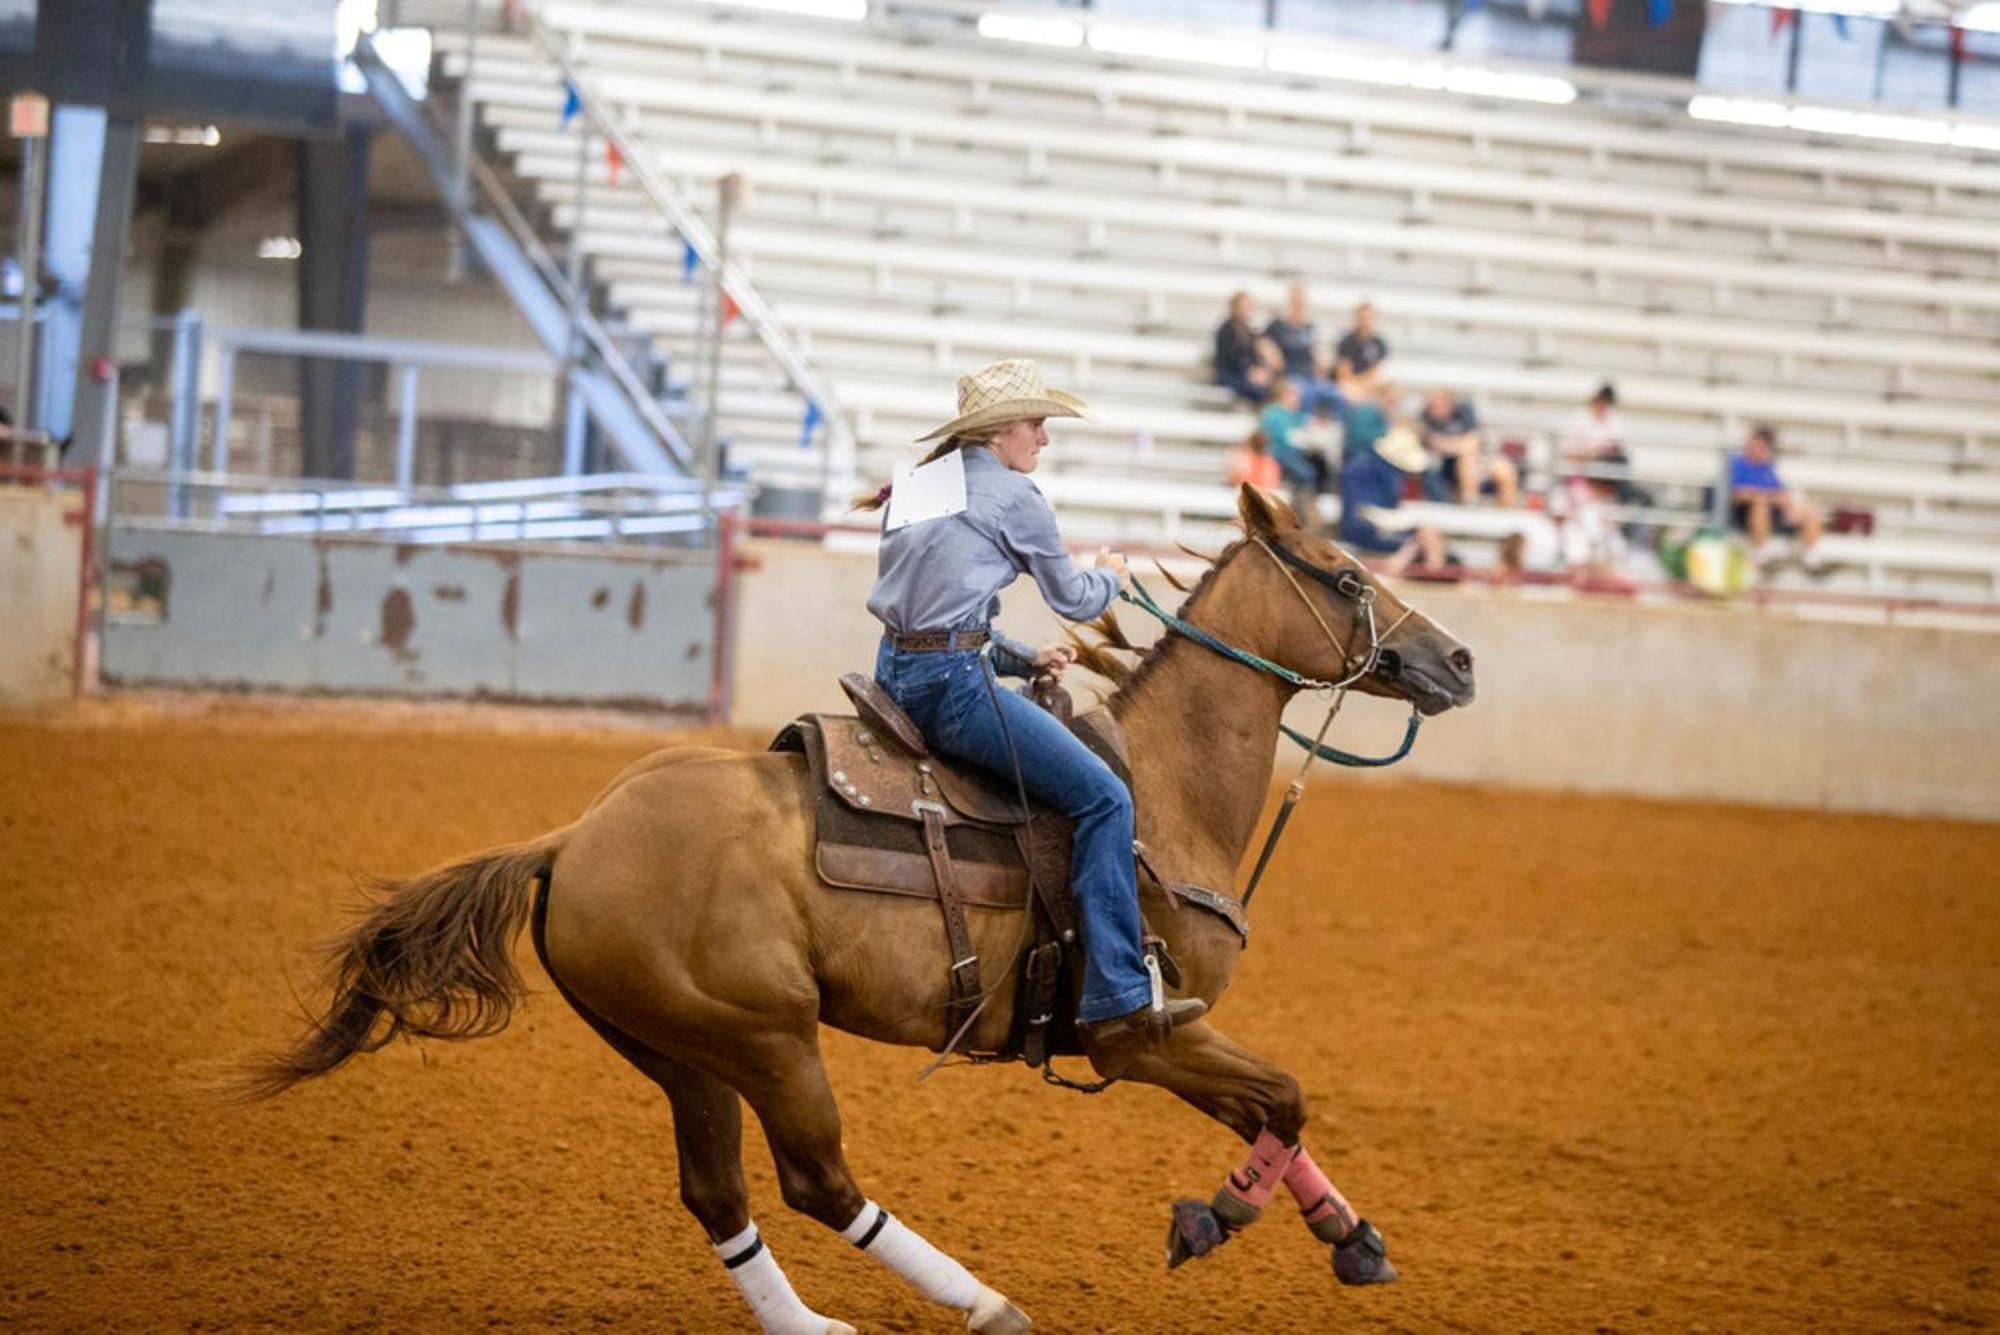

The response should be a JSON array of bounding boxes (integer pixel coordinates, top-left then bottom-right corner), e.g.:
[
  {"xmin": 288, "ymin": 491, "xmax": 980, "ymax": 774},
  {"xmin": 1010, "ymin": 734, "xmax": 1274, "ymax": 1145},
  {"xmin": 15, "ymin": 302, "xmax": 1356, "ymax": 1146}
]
[
  {"xmin": 1332, "ymin": 1218, "xmax": 1399, "ymax": 1286},
  {"xmin": 825, "ymin": 1323, "xmax": 858, "ymax": 1335},
  {"xmin": 1165, "ymin": 1197, "xmax": 1231, "ymax": 1270},
  {"xmin": 967, "ymin": 1284, "xmax": 1032, "ymax": 1334}
]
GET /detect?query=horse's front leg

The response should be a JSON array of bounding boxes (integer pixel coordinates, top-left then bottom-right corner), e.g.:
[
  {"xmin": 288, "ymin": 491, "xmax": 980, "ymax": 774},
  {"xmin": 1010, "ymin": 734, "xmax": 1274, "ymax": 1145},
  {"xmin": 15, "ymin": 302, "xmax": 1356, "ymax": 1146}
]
[{"xmin": 1092, "ymin": 1020, "xmax": 1398, "ymax": 1286}]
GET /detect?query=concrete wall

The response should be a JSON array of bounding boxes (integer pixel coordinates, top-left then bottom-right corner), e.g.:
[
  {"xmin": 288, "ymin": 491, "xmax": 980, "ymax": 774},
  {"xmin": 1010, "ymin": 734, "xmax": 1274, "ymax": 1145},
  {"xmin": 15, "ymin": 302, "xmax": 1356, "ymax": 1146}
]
[
  {"xmin": 0, "ymin": 489, "xmax": 83, "ymax": 708},
  {"xmin": 102, "ymin": 527, "xmax": 716, "ymax": 709},
  {"xmin": 726, "ymin": 538, "xmax": 2000, "ymax": 821}
]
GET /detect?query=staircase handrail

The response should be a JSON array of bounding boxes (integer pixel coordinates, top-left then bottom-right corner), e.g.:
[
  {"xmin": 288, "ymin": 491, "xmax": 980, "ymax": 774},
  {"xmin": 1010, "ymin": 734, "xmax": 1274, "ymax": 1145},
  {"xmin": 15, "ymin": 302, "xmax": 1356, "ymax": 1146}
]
[
  {"xmin": 522, "ymin": 8, "xmax": 861, "ymax": 510},
  {"xmin": 356, "ymin": 30, "xmax": 698, "ymax": 476}
]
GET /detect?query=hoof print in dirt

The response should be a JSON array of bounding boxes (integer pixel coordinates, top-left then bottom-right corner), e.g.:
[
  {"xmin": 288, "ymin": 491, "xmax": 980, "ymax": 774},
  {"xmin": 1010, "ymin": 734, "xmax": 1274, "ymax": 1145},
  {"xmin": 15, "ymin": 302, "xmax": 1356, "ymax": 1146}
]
[
  {"xmin": 1165, "ymin": 1197, "xmax": 1232, "ymax": 1270},
  {"xmin": 1332, "ymin": 1219, "xmax": 1399, "ymax": 1286}
]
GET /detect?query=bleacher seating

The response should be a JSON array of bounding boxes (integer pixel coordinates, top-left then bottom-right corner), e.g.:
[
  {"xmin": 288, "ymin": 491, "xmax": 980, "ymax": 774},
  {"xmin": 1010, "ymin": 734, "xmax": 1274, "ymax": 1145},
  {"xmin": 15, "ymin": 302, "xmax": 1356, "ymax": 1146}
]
[{"xmin": 421, "ymin": 0, "xmax": 2000, "ymax": 601}]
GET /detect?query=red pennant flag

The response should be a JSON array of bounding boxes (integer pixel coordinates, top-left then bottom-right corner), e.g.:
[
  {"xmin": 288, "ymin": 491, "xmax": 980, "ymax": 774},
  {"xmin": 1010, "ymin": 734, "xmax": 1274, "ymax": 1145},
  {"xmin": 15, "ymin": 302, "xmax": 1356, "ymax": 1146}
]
[
  {"xmin": 1587, "ymin": 0, "xmax": 1611, "ymax": 28},
  {"xmin": 720, "ymin": 293, "xmax": 741, "ymax": 327},
  {"xmin": 1771, "ymin": 5, "xmax": 1796, "ymax": 36},
  {"xmin": 1950, "ymin": 24, "xmax": 1967, "ymax": 61},
  {"xmin": 605, "ymin": 140, "xmax": 623, "ymax": 186}
]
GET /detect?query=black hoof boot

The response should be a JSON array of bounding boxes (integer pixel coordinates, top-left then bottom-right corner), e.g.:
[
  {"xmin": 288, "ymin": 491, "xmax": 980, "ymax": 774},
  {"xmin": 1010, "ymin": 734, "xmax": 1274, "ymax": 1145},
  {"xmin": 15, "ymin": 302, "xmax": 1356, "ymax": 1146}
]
[
  {"xmin": 1332, "ymin": 1219, "xmax": 1399, "ymax": 1286},
  {"xmin": 1165, "ymin": 1198, "xmax": 1232, "ymax": 1270}
]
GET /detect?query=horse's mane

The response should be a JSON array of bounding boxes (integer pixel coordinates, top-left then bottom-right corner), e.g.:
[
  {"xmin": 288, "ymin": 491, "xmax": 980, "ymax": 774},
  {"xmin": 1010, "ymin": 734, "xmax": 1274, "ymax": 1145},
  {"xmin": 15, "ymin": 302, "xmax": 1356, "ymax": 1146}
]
[{"xmin": 1067, "ymin": 538, "xmax": 1245, "ymax": 713}]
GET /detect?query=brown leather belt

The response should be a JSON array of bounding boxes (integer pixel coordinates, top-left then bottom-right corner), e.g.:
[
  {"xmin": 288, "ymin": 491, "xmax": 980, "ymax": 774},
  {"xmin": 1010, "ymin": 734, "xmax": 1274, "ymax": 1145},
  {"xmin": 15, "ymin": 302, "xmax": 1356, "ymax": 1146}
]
[{"xmin": 892, "ymin": 629, "xmax": 989, "ymax": 653}]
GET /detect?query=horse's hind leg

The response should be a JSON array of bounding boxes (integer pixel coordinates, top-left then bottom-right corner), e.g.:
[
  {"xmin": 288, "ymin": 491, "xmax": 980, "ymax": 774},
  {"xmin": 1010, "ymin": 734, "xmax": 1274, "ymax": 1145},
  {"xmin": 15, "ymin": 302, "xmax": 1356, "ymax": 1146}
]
[
  {"xmin": 542, "ymin": 983, "xmax": 854, "ymax": 1334},
  {"xmin": 736, "ymin": 1034, "xmax": 1034, "ymax": 1334}
]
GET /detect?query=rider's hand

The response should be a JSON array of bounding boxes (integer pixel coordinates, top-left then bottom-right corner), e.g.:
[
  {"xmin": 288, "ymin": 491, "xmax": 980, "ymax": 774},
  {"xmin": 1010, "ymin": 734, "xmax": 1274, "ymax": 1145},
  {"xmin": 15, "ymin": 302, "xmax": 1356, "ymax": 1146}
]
[
  {"xmin": 1034, "ymin": 643, "xmax": 1077, "ymax": 678},
  {"xmin": 1094, "ymin": 546, "xmax": 1130, "ymax": 584}
]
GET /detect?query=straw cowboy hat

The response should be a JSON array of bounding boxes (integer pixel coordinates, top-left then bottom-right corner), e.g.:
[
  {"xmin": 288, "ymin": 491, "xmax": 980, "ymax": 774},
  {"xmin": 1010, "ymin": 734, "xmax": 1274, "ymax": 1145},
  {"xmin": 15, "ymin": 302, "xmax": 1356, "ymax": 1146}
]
[
  {"xmin": 1374, "ymin": 424, "xmax": 1431, "ymax": 475},
  {"xmin": 916, "ymin": 359, "xmax": 1089, "ymax": 442}
]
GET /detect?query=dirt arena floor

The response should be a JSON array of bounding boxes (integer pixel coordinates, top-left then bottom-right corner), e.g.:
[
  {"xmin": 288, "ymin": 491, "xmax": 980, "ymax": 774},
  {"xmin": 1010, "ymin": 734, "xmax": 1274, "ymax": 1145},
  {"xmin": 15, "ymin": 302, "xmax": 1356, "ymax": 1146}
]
[{"xmin": 3, "ymin": 696, "xmax": 1996, "ymax": 1332}]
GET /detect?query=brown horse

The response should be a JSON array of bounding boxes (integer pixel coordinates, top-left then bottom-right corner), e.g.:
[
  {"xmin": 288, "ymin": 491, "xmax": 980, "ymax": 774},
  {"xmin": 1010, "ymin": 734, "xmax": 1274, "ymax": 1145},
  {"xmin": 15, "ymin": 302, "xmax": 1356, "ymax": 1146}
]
[{"xmin": 248, "ymin": 486, "xmax": 1475, "ymax": 1332}]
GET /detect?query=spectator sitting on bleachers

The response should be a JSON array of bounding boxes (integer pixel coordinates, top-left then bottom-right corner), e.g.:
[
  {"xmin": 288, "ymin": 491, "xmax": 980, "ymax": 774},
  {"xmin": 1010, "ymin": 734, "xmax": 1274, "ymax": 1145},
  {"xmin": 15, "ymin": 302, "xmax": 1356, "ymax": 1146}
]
[
  {"xmin": 1338, "ymin": 420, "xmax": 1446, "ymax": 577},
  {"xmin": 1259, "ymin": 377, "xmax": 1334, "ymax": 498},
  {"xmin": 1214, "ymin": 290, "xmax": 1279, "ymax": 404},
  {"xmin": 1728, "ymin": 425, "xmax": 1826, "ymax": 572},
  {"xmin": 1419, "ymin": 386, "xmax": 1519, "ymax": 508},
  {"xmin": 1261, "ymin": 283, "xmax": 1345, "ymax": 420},
  {"xmin": 1225, "ymin": 429, "xmax": 1282, "ymax": 491},
  {"xmin": 1333, "ymin": 301, "xmax": 1389, "ymax": 398},
  {"xmin": 1340, "ymin": 377, "xmax": 1398, "ymax": 463},
  {"xmin": 1560, "ymin": 382, "xmax": 1633, "ymax": 504}
]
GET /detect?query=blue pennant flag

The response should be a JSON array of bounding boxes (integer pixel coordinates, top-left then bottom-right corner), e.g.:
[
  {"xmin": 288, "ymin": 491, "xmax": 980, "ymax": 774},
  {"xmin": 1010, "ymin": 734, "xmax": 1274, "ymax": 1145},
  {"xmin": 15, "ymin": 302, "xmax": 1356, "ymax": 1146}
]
[
  {"xmin": 1648, "ymin": 0, "xmax": 1671, "ymax": 27},
  {"xmin": 1463, "ymin": 0, "xmax": 1482, "ymax": 9},
  {"xmin": 1831, "ymin": 12, "xmax": 1850, "ymax": 38},
  {"xmin": 559, "ymin": 81, "xmax": 581, "ymax": 126},
  {"xmin": 798, "ymin": 400, "xmax": 824, "ymax": 450},
  {"xmin": 680, "ymin": 237, "xmax": 699, "ymax": 283}
]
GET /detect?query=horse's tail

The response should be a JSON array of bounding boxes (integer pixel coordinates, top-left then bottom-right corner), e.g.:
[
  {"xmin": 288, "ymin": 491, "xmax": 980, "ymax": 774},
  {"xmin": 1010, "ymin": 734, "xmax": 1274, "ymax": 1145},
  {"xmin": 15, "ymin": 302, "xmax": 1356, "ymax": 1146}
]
[{"xmin": 236, "ymin": 825, "xmax": 572, "ymax": 1100}]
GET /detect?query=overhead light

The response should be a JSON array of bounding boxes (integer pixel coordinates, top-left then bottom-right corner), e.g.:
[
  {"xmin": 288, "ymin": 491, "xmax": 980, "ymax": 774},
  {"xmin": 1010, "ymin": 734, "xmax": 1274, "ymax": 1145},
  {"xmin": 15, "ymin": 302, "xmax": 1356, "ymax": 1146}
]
[
  {"xmin": 1789, "ymin": 104, "xmax": 1949, "ymax": 144},
  {"xmin": 1689, "ymin": 93, "xmax": 1994, "ymax": 151},
  {"xmin": 1687, "ymin": 94, "xmax": 1791, "ymax": 128},
  {"xmin": 258, "ymin": 237, "xmax": 303, "ymax": 261},
  {"xmin": 707, "ymin": 0, "xmax": 867, "ymax": 19},
  {"xmin": 978, "ymin": 13, "xmax": 1084, "ymax": 47},
  {"xmin": 1086, "ymin": 24, "xmax": 1264, "ymax": 69},
  {"xmin": 143, "ymin": 125, "xmax": 221, "ymax": 146},
  {"xmin": 1958, "ymin": 2, "xmax": 2000, "ymax": 32},
  {"xmin": 1951, "ymin": 122, "xmax": 2000, "ymax": 149},
  {"xmin": 1268, "ymin": 47, "xmax": 1574, "ymax": 104},
  {"xmin": 1707, "ymin": 0, "xmax": 1897, "ymax": 13}
]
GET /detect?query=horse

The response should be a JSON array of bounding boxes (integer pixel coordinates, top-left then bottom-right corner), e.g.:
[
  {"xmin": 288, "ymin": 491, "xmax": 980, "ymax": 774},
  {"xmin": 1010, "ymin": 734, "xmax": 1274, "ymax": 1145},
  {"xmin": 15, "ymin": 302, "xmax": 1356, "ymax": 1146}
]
[{"xmin": 245, "ymin": 485, "xmax": 1476, "ymax": 1333}]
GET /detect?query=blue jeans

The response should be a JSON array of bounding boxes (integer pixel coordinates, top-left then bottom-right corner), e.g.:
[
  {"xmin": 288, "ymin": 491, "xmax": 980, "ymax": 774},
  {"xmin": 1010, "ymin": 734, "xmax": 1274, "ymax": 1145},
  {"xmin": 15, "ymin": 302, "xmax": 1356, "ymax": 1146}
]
[{"xmin": 874, "ymin": 639, "xmax": 1152, "ymax": 1024}]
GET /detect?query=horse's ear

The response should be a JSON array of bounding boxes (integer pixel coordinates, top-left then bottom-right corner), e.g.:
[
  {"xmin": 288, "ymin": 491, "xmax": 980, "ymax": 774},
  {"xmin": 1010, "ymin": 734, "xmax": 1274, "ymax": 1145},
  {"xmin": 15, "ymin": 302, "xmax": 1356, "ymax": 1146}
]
[{"xmin": 1236, "ymin": 483, "xmax": 1299, "ymax": 537}]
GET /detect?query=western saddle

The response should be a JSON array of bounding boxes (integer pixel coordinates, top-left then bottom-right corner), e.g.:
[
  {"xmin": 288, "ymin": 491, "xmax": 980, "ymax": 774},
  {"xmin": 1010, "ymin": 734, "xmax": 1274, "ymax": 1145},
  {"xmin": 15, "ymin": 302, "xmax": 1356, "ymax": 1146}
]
[{"xmin": 770, "ymin": 672, "xmax": 1247, "ymax": 1065}]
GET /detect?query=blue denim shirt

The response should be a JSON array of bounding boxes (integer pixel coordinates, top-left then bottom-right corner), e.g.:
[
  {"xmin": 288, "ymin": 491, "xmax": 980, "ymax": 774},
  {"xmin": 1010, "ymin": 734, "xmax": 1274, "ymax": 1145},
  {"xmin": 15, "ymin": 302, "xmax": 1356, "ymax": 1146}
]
[{"xmin": 867, "ymin": 446, "xmax": 1119, "ymax": 676}]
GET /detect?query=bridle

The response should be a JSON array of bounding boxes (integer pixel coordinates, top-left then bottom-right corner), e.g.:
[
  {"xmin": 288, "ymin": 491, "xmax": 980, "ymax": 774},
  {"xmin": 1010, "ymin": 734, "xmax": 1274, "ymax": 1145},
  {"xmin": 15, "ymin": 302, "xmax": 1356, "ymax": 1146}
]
[
  {"xmin": 1116, "ymin": 534, "xmax": 1430, "ymax": 907},
  {"xmin": 1117, "ymin": 536, "xmax": 1424, "ymax": 758}
]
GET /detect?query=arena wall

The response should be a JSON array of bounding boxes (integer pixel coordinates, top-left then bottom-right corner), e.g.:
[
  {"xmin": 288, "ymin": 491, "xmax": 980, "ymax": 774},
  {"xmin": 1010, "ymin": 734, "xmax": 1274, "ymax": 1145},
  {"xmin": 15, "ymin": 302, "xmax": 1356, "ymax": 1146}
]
[
  {"xmin": 729, "ymin": 538, "xmax": 2000, "ymax": 821},
  {"xmin": 0, "ymin": 488, "xmax": 83, "ymax": 708},
  {"xmin": 99, "ymin": 528, "xmax": 716, "ymax": 709}
]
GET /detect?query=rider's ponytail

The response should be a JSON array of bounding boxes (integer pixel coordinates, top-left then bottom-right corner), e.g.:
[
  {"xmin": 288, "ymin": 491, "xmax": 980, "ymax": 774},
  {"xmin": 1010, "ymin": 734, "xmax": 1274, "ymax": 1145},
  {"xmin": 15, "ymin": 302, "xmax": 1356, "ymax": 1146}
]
[{"xmin": 851, "ymin": 434, "xmax": 988, "ymax": 512}]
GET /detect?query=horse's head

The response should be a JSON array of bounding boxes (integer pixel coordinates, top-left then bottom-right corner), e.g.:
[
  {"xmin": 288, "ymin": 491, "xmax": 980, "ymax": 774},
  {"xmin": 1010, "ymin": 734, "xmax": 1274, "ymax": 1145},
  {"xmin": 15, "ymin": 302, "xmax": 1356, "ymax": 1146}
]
[{"xmin": 1233, "ymin": 485, "xmax": 1475, "ymax": 717}]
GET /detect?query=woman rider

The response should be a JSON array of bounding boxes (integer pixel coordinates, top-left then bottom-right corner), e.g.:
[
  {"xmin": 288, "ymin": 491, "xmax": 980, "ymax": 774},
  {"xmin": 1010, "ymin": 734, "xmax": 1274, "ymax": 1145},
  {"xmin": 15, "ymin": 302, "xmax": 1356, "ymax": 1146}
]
[{"xmin": 860, "ymin": 360, "xmax": 1206, "ymax": 1045}]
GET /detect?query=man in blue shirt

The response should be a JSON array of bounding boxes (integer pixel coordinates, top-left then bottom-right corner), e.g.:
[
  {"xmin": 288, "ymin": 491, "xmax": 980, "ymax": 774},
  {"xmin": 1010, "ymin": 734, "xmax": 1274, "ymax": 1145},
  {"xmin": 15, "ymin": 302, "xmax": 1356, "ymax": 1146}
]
[
  {"xmin": 1727, "ymin": 426, "xmax": 1824, "ymax": 571},
  {"xmin": 1338, "ymin": 422, "xmax": 1446, "ymax": 576}
]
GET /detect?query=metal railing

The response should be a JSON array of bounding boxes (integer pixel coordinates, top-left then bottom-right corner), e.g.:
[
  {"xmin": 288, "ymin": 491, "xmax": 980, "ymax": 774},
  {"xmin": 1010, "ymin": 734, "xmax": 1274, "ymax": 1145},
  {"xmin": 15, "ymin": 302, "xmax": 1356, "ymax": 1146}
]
[
  {"xmin": 354, "ymin": 29, "xmax": 699, "ymax": 479},
  {"xmin": 519, "ymin": 8, "xmax": 860, "ymax": 511},
  {"xmin": 111, "ymin": 467, "xmax": 750, "ymax": 545}
]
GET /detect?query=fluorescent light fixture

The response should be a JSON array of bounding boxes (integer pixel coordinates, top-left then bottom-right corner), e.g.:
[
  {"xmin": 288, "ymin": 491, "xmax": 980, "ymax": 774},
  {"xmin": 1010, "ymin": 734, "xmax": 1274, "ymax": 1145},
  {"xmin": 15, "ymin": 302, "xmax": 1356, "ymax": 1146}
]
[
  {"xmin": 1268, "ymin": 46, "xmax": 1574, "ymax": 104},
  {"xmin": 978, "ymin": 13, "xmax": 1084, "ymax": 47},
  {"xmin": 1689, "ymin": 94, "xmax": 1993, "ymax": 152},
  {"xmin": 706, "ymin": 0, "xmax": 867, "ymax": 19},
  {"xmin": 1087, "ymin": 23, "xmax": 1263, "ymax": 69},
  {"xmin": 1440, "ymin": 65, "xmax": 1576, "ymax": 104},
  {"xmin": 1687, "ymin": 94, "xmax": 1790, "ymax": 128},
  {"xmin": 1951, "ymin": 122, "xmax": 2000, "ymax": 150},
  {"xmin": 258, "ymin": 236, "xmax": 304, "ymax": 261},
  {"xmin": 372, "ymin": 26, "xmax": 434, "ymax": 100},
  {"xmin": 1789, "ymin": 105, "xmax": 1949, "ymax": 144},
  {"xmin": 1958, "ymin": 2, "xmax": 2000, "ymax": 32},
  {"xmin": 143, "ymin": 125, "xmax": 221, "ymax": 146},
  {"xmin": 1708, "ymin": 0, "xmax": 1896, "ymax": 12}
]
